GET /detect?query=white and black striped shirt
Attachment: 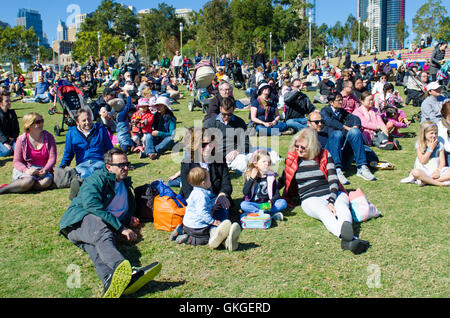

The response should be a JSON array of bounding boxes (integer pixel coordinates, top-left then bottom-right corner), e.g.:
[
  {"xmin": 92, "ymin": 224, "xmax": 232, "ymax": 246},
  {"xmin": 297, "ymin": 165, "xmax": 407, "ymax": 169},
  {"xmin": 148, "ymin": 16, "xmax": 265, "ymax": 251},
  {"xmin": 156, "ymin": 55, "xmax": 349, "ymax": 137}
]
[{"xmin": 295, "ymin": 153, "xmax": 339, "ymax": 204}]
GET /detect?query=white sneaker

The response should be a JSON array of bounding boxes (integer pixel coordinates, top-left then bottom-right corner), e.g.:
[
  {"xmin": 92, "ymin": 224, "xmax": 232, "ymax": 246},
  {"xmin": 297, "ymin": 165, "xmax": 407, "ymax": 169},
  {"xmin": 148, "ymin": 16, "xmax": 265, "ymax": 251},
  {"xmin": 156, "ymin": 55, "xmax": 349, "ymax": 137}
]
[
  {"xmin": 208, "ymin": 220, "xmax": 231, "ymax": 249},
  {"xmin": 224, "ymin": 222, "xmax": 241, "ymax": 252},
  {"xmin": 272, "ymin": 212, "xmax": 284, "ymax": 221},
  {"xmin": 336, "ymin": 168, "xmax": 350, "ymax": 185},
  {"xmin": 400, "ymin": 174, "xmax": 415, "ymax": 184},
  {"xmin": 357, "ymin": 165, "xmax": 376, "ymax": 181}
]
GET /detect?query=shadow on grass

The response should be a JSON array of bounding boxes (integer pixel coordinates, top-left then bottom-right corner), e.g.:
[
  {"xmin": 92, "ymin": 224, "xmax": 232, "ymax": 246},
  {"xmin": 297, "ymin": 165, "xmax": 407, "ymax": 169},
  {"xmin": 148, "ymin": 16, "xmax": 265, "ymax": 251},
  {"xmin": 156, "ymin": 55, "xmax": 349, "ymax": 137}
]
[{"xmin": 127, "ymin": 280, "xmax": 186, "ymax": 298}]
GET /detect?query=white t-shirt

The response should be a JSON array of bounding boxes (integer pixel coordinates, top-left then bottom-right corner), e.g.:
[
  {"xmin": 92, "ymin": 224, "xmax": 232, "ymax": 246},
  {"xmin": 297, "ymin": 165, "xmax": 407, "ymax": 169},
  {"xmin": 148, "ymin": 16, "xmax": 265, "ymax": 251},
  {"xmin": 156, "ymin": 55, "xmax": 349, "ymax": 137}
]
[
  {"xmin": 107, "ymin": 181, "xmax": 129, "ymax": 220},
  {"xmin": 173, "ymin": 55, "xmax": 183, "ymax": 67}
]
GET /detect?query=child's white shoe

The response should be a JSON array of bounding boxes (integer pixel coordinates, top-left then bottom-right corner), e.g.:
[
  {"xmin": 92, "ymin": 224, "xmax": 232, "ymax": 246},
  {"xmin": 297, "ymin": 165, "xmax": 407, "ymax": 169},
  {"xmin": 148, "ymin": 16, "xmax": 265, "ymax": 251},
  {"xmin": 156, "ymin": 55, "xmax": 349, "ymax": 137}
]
[
  {"xmin": 224, "ymin": 222, "xmax": 241, "ymax": 252},
  {"xmin": 208, "ymin": 220, "xmax": 231, "ymax": 249},
  {"xmin": 400, "ymin": 174, "xmax": 415, "ymax": 184}
]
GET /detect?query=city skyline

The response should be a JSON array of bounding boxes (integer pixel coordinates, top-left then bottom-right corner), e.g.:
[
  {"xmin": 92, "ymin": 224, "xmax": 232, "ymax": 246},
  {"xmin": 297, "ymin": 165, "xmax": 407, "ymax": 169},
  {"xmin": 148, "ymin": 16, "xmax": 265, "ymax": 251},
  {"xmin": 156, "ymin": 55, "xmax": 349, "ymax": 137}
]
[{"xmin": 0, "ymin": 0, "xmax": 448, "ymax": 47}]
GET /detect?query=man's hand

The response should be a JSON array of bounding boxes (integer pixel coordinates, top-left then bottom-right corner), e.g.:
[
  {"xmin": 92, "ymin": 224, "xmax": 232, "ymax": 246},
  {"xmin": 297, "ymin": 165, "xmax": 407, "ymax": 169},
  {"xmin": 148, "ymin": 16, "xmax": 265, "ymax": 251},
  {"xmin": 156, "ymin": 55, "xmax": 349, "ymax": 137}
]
[{"xmin": 121, "ymin": 228, "xmax": 137, "ymax": 242}]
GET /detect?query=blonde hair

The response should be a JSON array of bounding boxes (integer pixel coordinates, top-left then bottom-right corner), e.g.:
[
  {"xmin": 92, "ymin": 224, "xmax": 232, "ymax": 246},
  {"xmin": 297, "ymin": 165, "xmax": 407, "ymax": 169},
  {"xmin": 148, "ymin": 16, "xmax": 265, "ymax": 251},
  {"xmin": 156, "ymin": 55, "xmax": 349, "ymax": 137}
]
[
  {"xmin": 245, "ymin": 149, "xmax": 271, "ymax": 179},
  {"xmin": 141, "ymin": 87, "xmax": 152, "ymax": 99},
  {"xmin": 288, "ymin": 128, "xmax": 321, "ymax": 160},
  {"xmin": 187, "ymin": 167, "xmax": 209, "ymax": 187},
  {"xmin": 23, "ymin": 112, "xmax": 42, "ymax": 132},
  {"xmin": 417, "ymin": 120, "xmax": 438, "ymax": 154}
]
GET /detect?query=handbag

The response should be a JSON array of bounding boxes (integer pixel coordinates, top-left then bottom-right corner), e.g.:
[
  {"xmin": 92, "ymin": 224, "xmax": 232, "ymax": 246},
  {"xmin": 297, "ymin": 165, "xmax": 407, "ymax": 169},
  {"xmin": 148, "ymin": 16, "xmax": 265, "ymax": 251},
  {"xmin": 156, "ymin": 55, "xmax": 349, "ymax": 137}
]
[
  {"xmin": 134, "ymin": 183, "xmax": 159, "ymax": 222},
  {"xmin": 348, "ymin": 188, "xmax": 381, "ymax": 223},
  {"xmin": 153, "ymin": 195, "xmax": 186, "ymax": 232}
]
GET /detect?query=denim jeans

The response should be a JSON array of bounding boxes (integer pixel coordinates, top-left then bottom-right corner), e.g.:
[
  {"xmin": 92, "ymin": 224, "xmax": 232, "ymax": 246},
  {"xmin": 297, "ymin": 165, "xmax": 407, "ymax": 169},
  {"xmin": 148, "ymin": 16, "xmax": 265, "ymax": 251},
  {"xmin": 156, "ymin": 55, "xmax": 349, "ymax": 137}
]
[
  {"xmin": 240, "ymin": 199, "xmax": 288, "ymax": 215},
  {"xmin": 67, "ymin": 214, "xmax": 126, "ymax": 285},
  {"xmin": 325, "ymin": 128, "xmax": 367, "ymax": 169},
  {"xmin": 143, "ymin": 135, "xmax": 174, "ymax": 156},
  {"xmin": 255, "ymin": 121, "xmax": 288, "ymax": 136},
  {"xmin": 116, "ymin": 122, "xmax": 134, "ymax": 151},
  {"xmin": 0, "ymin": 139, "xmax": 15, "ymax": 157},
  {"xmin": 75, "ymin": 160, "xmax": 105, "ymax": 178},
  {"xmin": 34, "ymin": 93, "xmax": 51, "ymax": 103},
  {"xmin": 168, "ymin": 176, "xmax": 181, "ymax": 188},
  {"xmin": 285, "ymin": 118, "xmax": 308, "ymax": 132}
]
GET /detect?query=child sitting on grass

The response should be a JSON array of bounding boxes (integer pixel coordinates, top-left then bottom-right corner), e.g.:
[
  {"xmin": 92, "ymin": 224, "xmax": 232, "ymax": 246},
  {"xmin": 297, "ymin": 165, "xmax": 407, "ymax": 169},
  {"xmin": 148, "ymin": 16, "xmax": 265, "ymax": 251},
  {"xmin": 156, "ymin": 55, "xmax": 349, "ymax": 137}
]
[
  {"xmin": 171, "ymin": 167, "xmax": 241, "ymax": 251},
  {"xmin": 401, "ymin": 121, "xmax": 450, "ymax": 186},
  {"xmin": 240, "ymin": 150, "xmax": 287, "ymax": 221}
]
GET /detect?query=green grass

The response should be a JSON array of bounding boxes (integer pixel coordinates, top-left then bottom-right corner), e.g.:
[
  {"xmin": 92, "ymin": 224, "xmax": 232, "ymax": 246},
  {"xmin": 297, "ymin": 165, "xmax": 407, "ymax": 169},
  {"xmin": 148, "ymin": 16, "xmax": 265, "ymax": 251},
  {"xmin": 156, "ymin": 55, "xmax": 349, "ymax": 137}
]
[{"xmin": 0, "ymin": 83, "xmax": 449, "ymax": 298}]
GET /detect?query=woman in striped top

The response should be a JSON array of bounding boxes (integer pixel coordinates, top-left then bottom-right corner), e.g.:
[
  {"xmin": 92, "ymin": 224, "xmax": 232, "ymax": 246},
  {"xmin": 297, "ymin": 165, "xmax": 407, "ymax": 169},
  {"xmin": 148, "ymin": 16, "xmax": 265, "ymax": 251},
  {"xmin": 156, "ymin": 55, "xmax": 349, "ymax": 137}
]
[{"xmin": 280, "ymin": 128, "xmax": 370, "ymax": 254}]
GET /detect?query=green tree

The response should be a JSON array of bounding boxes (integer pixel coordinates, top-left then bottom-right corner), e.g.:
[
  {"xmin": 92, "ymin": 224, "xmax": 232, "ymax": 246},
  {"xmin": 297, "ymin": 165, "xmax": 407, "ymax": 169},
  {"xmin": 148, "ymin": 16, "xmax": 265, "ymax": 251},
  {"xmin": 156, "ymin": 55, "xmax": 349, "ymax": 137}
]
[
  {"xmin": 81, "ymin": 0, "xmax": 139, "ymax": 41},
  {"xmin": 72, "ymin": 31, "xmax": 125, "ymax": 63},
  {"xmin": 412, "ymin": 0, "xmax": 448, "ymax": 42},
  {"xmin": 394, "ymin": 20, "xmax": 409, "ymax": 49},
  {"xmin": 0, "ymin": 26, "xmax": 38, "ymax": 75},
  {"xmin": 436, "ymin": 16, "xmax": 450, "ymax": 42}
]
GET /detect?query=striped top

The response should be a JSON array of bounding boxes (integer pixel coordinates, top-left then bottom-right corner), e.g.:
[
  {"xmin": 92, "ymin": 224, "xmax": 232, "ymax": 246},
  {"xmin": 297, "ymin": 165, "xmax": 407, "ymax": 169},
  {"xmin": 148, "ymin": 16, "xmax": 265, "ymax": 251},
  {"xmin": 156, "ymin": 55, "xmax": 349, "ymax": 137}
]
[{"xmin": 295, "ymin": 152, "xmax": 339, "ymax": 204}]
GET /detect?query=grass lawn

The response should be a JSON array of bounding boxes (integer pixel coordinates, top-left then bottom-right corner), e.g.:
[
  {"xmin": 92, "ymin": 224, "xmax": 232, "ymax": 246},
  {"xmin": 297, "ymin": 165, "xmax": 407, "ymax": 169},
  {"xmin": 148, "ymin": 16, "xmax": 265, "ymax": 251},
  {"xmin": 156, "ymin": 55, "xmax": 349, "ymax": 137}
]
[{"xmin": 0, "ymin": 82, "xmax": 448, "ymax": 298}]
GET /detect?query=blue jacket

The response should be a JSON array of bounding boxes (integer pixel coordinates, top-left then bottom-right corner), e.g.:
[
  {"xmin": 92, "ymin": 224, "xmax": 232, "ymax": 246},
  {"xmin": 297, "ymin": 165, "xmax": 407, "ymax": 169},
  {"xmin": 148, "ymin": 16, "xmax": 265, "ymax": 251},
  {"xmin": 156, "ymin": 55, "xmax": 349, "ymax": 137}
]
[
  {"xmin": 60, "ymin": 123, "xmax": 113, "ymax": 167},
  {"xmin": 34, "ymin": 82, "xmax": 50, "ymax": 96}
]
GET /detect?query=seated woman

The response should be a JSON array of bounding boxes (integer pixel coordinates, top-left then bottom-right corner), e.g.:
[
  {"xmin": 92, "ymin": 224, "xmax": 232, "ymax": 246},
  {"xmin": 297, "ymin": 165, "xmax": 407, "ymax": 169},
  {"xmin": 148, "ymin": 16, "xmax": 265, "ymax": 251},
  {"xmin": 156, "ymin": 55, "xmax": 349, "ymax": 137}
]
[
  {"xmin": 144, "ymin": 96, "xmax": 176, "ymax": 160},
  {"xmin": 179, "ymin": 127, "xmax": 232, "ymax": 214},
  {"xmin": 60, "ymin": 108, "xmax": 113, "ymax": 180},
  {"xmin": 250, "ymin": 83, "xmax": 290, "ymax": 136},
  {"xmin": 0, "ymin": 112, "xmax": 57, "ymax": 194},
  {"xmin": 437, "ymin": 101, "xmax": 450, "ymax": 166},
  {"xmin": 0, "ymin": 92, "xmax": 20, "ymax": 158},
  {"xmin": 279, "ymin": 128, "xmax": 370, "ymax": 254},
  {"xmin": 353, "ymin": 91, "xmax": 399, "ymax": 150}
]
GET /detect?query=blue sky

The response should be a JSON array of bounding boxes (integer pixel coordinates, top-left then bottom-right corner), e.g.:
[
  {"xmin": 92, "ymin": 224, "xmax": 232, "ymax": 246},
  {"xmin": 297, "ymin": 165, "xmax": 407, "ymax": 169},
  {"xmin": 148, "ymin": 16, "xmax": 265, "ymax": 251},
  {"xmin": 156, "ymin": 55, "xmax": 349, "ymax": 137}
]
[{"xmin": 0, "ymin": 0, "xmax": 448, "ymax": 44}]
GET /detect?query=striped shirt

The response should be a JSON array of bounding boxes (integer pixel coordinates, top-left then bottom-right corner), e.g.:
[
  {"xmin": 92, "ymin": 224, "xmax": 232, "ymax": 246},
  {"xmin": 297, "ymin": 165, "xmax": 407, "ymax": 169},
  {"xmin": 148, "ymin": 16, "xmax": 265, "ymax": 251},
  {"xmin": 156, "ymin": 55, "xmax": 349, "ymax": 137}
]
[{"xmin": 295, "ymin": 153, "xmax": 339, "ymax": 204}]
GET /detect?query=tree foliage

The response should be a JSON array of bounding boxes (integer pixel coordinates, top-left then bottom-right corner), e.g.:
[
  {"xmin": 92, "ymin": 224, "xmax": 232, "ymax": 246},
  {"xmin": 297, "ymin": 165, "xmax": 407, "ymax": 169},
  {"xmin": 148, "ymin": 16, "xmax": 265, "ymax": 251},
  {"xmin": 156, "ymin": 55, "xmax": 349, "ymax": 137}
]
[
  {"xmin": 412, "ymin": 0, "xmax": 448, "ymax": 43},
  {"xmin": 0, "ymin": 26, "xmax": 38, "ymax": 72},
  {"xmin": 72, "ymin": 31, "xmax": 125, "ymax": 63}
]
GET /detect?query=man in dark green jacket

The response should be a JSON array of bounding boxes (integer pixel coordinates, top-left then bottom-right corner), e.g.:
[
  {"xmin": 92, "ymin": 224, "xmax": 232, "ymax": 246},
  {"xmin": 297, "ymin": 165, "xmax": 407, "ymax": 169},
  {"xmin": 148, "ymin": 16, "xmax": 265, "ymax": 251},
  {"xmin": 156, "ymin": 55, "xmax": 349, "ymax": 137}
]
[{"xmin": 59, "ymin": 148, "xmax": 161, "ymax": 298}]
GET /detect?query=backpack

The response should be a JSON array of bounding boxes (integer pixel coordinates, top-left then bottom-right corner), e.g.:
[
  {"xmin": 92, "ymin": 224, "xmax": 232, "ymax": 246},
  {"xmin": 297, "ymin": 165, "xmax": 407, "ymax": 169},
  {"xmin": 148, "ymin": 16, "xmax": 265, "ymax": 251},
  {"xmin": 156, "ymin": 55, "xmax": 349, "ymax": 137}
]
[{"xmin": 134, "ymin": 183, "xmax": 159, "ymax": 222}]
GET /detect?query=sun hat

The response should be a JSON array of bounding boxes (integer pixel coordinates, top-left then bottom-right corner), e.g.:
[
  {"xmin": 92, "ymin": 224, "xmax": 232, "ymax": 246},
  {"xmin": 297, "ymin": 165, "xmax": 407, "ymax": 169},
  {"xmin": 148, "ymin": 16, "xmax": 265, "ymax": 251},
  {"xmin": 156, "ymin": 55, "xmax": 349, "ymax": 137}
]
[
  {"xmin": 154, "ymin": 96, "xmax": 173, "ymax": 111},
  {"xmin": 426, "ymin": 81, "xmax": 442, "ymax": 91},
  {"xmin": 322, "ymin": 71, "xmax": 331, "ymax": 80},
  {"xmin": 257, "ymin": 83, "xmax": 272, "ymax": 95},
  {"xmin": 137, "ymin": 98, "xmax": 150, "ymax": 107}
]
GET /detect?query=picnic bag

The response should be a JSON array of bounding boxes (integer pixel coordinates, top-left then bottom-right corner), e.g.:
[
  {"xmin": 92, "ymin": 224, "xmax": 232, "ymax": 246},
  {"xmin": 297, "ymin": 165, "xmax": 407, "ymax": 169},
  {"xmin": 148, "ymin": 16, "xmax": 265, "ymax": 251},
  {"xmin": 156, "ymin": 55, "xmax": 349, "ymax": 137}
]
[
  {"xmin": 349, "ymin": 188, "xmax": 381, "ymax": 223},
  {"xmin": 153, "ymin": 194, "xmax": 186, "ymax": 232},
  {"xmin": 240, "ymin": 212, "xmax": 272, "ymax": 229},
  {"xmin": 134, "ymin": 183, "xmax": 159, "ymax": 222}
]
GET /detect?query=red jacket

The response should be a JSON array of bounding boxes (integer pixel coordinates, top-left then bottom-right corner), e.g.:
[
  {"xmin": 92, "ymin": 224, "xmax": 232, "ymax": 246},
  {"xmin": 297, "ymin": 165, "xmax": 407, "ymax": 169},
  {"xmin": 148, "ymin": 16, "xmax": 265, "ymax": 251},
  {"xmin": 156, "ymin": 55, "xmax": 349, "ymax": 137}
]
[{"xmin": 131, "ymin": 110, "xmax": 154, "ymax": 134}]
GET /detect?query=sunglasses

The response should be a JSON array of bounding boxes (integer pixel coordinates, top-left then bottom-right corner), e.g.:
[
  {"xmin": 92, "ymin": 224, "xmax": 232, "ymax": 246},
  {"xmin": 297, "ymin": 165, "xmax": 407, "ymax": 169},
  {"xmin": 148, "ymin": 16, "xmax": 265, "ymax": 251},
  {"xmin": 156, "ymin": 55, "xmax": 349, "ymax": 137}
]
[
  {"xmin": 33, "ymin": 119, "xmax": 44, "ymax": 125},
  {"xmin": 309, "ymin": 119, "xmax": 324, "ymax": 125},
  {"xmin": 221, "ymin": 112, "xmax": 233, "ymax": 118},
  {"xmin": 295, "ymin": 144, "xmax": 307, "ymax": 151},
  {"xmin": 108, "ymin": 162, "xmax": 131, "ymax": 168}
]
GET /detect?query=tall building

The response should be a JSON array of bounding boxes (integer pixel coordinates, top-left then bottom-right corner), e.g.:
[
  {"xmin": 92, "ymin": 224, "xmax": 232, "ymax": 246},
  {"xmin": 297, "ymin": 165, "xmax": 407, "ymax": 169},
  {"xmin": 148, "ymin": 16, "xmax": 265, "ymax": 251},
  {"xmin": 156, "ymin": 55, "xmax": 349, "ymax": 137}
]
[
  {"xmin": 357, "ymin": 0, "xmax": 405, "ymax": 51},
  {"xmin": 16, "ymin": 8, "xmax": 49, "ymax": 48},
  {"xmin": 175, "ymin": 8, "xmax": 193, "ymax": 24},
  {"xmin": 57, "ymin": 19, "xmax": 68, "ymax": 41}
]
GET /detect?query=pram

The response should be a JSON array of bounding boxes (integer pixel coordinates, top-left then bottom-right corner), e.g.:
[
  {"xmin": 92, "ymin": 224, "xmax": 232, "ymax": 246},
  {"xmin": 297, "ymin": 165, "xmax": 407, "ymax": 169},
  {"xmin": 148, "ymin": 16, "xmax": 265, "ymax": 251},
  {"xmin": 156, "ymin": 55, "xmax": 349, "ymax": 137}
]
[
  {"xmin": 48, "ymin": 81, "xmax": 88, "ymax": 136},
  {"xmin": 437, "ymin": 61, "xmax": 450, "ymax": 93},
  {"xmin": 229, "ymin": 61, "xmax": 246, "ymax": 89},
  {"xmin": 188, "ymin": 60, "xmax": 216, "ymax": 112}
]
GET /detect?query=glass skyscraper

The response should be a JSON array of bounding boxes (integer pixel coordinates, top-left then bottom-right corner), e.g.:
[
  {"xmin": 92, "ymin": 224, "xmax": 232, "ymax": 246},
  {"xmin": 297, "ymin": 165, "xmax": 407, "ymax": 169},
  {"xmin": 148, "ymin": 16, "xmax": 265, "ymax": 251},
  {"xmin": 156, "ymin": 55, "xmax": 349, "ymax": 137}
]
[{"xmin": 16, "ymin": 8, "xmax": 49, "ymax": 48}]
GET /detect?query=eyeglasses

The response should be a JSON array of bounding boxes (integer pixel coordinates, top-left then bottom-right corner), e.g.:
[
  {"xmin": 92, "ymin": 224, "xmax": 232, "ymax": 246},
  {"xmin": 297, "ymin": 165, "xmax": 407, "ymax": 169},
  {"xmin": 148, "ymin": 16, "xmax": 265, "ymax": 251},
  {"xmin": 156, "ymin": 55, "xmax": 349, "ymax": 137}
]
[
  {"xmin": 309, "ymin": 119, "xmax": 324, "ymax": 125},
  {"xmin": 221, "ymin": 112, "xmax": 233, "ymax": 118},
  {"xmin": 108, "ymin": 162, "xmax": 131, "ymax": 169},
  {"xmin": 33, "ymin": 119, "xmax": 44, "ymax": 125},
  {"xmin": 294, "ymin": 144, "xmax": 307, "ymax": 151}
]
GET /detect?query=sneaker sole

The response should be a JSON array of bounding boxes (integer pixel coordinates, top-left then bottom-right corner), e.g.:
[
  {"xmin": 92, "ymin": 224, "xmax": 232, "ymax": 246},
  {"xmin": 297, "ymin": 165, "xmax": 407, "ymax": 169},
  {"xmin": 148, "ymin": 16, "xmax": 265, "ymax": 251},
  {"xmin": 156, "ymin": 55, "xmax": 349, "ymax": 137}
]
[
  {"xmin": 340, "ymin": 221, "xmax": 354, "ymax": 242},
  {"xmin": 103, "ymin": 260, "xmax": 132, "ymax": 298},
  {"xmin": 225, "ymin": 223, "xmax": 241, "ymax": 252},
  {"xmin": 122, "ymin": 262, "xmax": 162, "ymax": 296},
  {"xmin": 209, "ymin": 220, "xmax": 231, "ymax": 249}
]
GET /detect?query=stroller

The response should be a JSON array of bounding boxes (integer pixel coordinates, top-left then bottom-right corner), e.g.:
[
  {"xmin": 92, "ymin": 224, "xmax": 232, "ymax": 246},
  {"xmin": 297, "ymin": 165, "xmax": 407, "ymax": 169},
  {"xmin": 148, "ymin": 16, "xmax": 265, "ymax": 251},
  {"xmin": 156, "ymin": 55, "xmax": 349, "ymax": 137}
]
[
  {"xmin": 188, "ymin": 60, "xmax": 216, "ymax": 112},
  {"xmin": 48, "ymin": 81, "xmax": 88, "ymax": 136},
  {"xmin": 437, "ymin": 61, "xmax": 450, "ymax": 93},
  {"xmin": 229, "ymin": 61, "xmax": 246, "ymax": 89}
]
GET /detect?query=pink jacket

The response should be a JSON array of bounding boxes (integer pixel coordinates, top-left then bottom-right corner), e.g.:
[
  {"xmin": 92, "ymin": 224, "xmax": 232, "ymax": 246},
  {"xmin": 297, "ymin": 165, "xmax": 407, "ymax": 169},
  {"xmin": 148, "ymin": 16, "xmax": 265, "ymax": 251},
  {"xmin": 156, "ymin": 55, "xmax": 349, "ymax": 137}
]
[
  {"xmin": 352, "ymin": 106, "xmax": 386, "ymax": 145},
  {"xmin": 13, "ymin": 130, "xmax": 57, "ymax": 173}
]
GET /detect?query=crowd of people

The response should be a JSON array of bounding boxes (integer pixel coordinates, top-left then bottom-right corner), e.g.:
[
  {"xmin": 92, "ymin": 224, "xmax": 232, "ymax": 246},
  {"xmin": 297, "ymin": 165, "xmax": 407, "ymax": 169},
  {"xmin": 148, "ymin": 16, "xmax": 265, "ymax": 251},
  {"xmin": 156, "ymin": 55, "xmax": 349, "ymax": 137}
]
[{"xmin": 0, "ymin": 40, "xmax": 449, "ymax": 298}]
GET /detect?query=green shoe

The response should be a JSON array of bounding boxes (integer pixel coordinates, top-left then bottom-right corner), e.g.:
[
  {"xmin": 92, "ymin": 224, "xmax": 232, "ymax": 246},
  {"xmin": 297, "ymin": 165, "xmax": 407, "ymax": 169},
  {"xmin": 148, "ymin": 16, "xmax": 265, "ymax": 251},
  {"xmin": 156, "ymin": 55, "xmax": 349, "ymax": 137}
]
[
  {"xmin": 103, "ymin": 260, "xmax": 132, "ymax": 298},
  {"xmin": 122, "ymin": 262, "xmax": 162, "ymax": 296}
]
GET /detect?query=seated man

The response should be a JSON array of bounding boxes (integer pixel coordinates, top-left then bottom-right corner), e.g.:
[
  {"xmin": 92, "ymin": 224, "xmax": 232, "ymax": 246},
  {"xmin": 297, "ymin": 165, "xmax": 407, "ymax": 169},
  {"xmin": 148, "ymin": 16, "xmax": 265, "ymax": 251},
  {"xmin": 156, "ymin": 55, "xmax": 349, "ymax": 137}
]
[
  {"xmin": 204, "ymin": 81, "xmax": 235, "ymax": 122},
  {"xmin": 59, "ymin": 148, "xmax": 161, "ymax": 298},
  {"xmin": 34, "ymin": 76, "xmax": 51, "ymax": 103},
  {"xmin": 320, "ymin": 92, "xmax": 376, "ymax": 184},
  {"xmin": 313, "ymin": 72, "xmax": 335, "ymax": 104},
  {"xmin": 283, "ymin": 79, "xmax": 316, "ymax": 132},
  {"xmin": 203, "ymin": 96, "xmax": 251, "ymax": 174},
  {"xmin": 60, "ymin": 108, "xmax": 114, "ymax": 199}
]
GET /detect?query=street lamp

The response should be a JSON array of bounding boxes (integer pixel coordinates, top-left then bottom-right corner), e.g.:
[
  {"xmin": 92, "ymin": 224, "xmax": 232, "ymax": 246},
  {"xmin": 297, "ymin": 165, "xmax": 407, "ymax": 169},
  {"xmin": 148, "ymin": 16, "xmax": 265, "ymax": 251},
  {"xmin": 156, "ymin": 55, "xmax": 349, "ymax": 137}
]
[
  {"xmin": 308, "ymin": 11, "xmax": 312, "ymax": 65},
  {"xmin": 97, "ymin": 31, "xmax": 101, "ymax": 60},
  {"xmin": 283, "ymin": 43, "xmax": 286, "ymax": 62},
  {"xmin": 358, "ymin": 17, "xmax": 361, "ymax": 56},
  {"xmin": 180, "ymin": 22, "xmax": 183, "ymax": 57},
  {"xmin": 269, "ymin": 32, "xmax": 272, "ymax": 62}
]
